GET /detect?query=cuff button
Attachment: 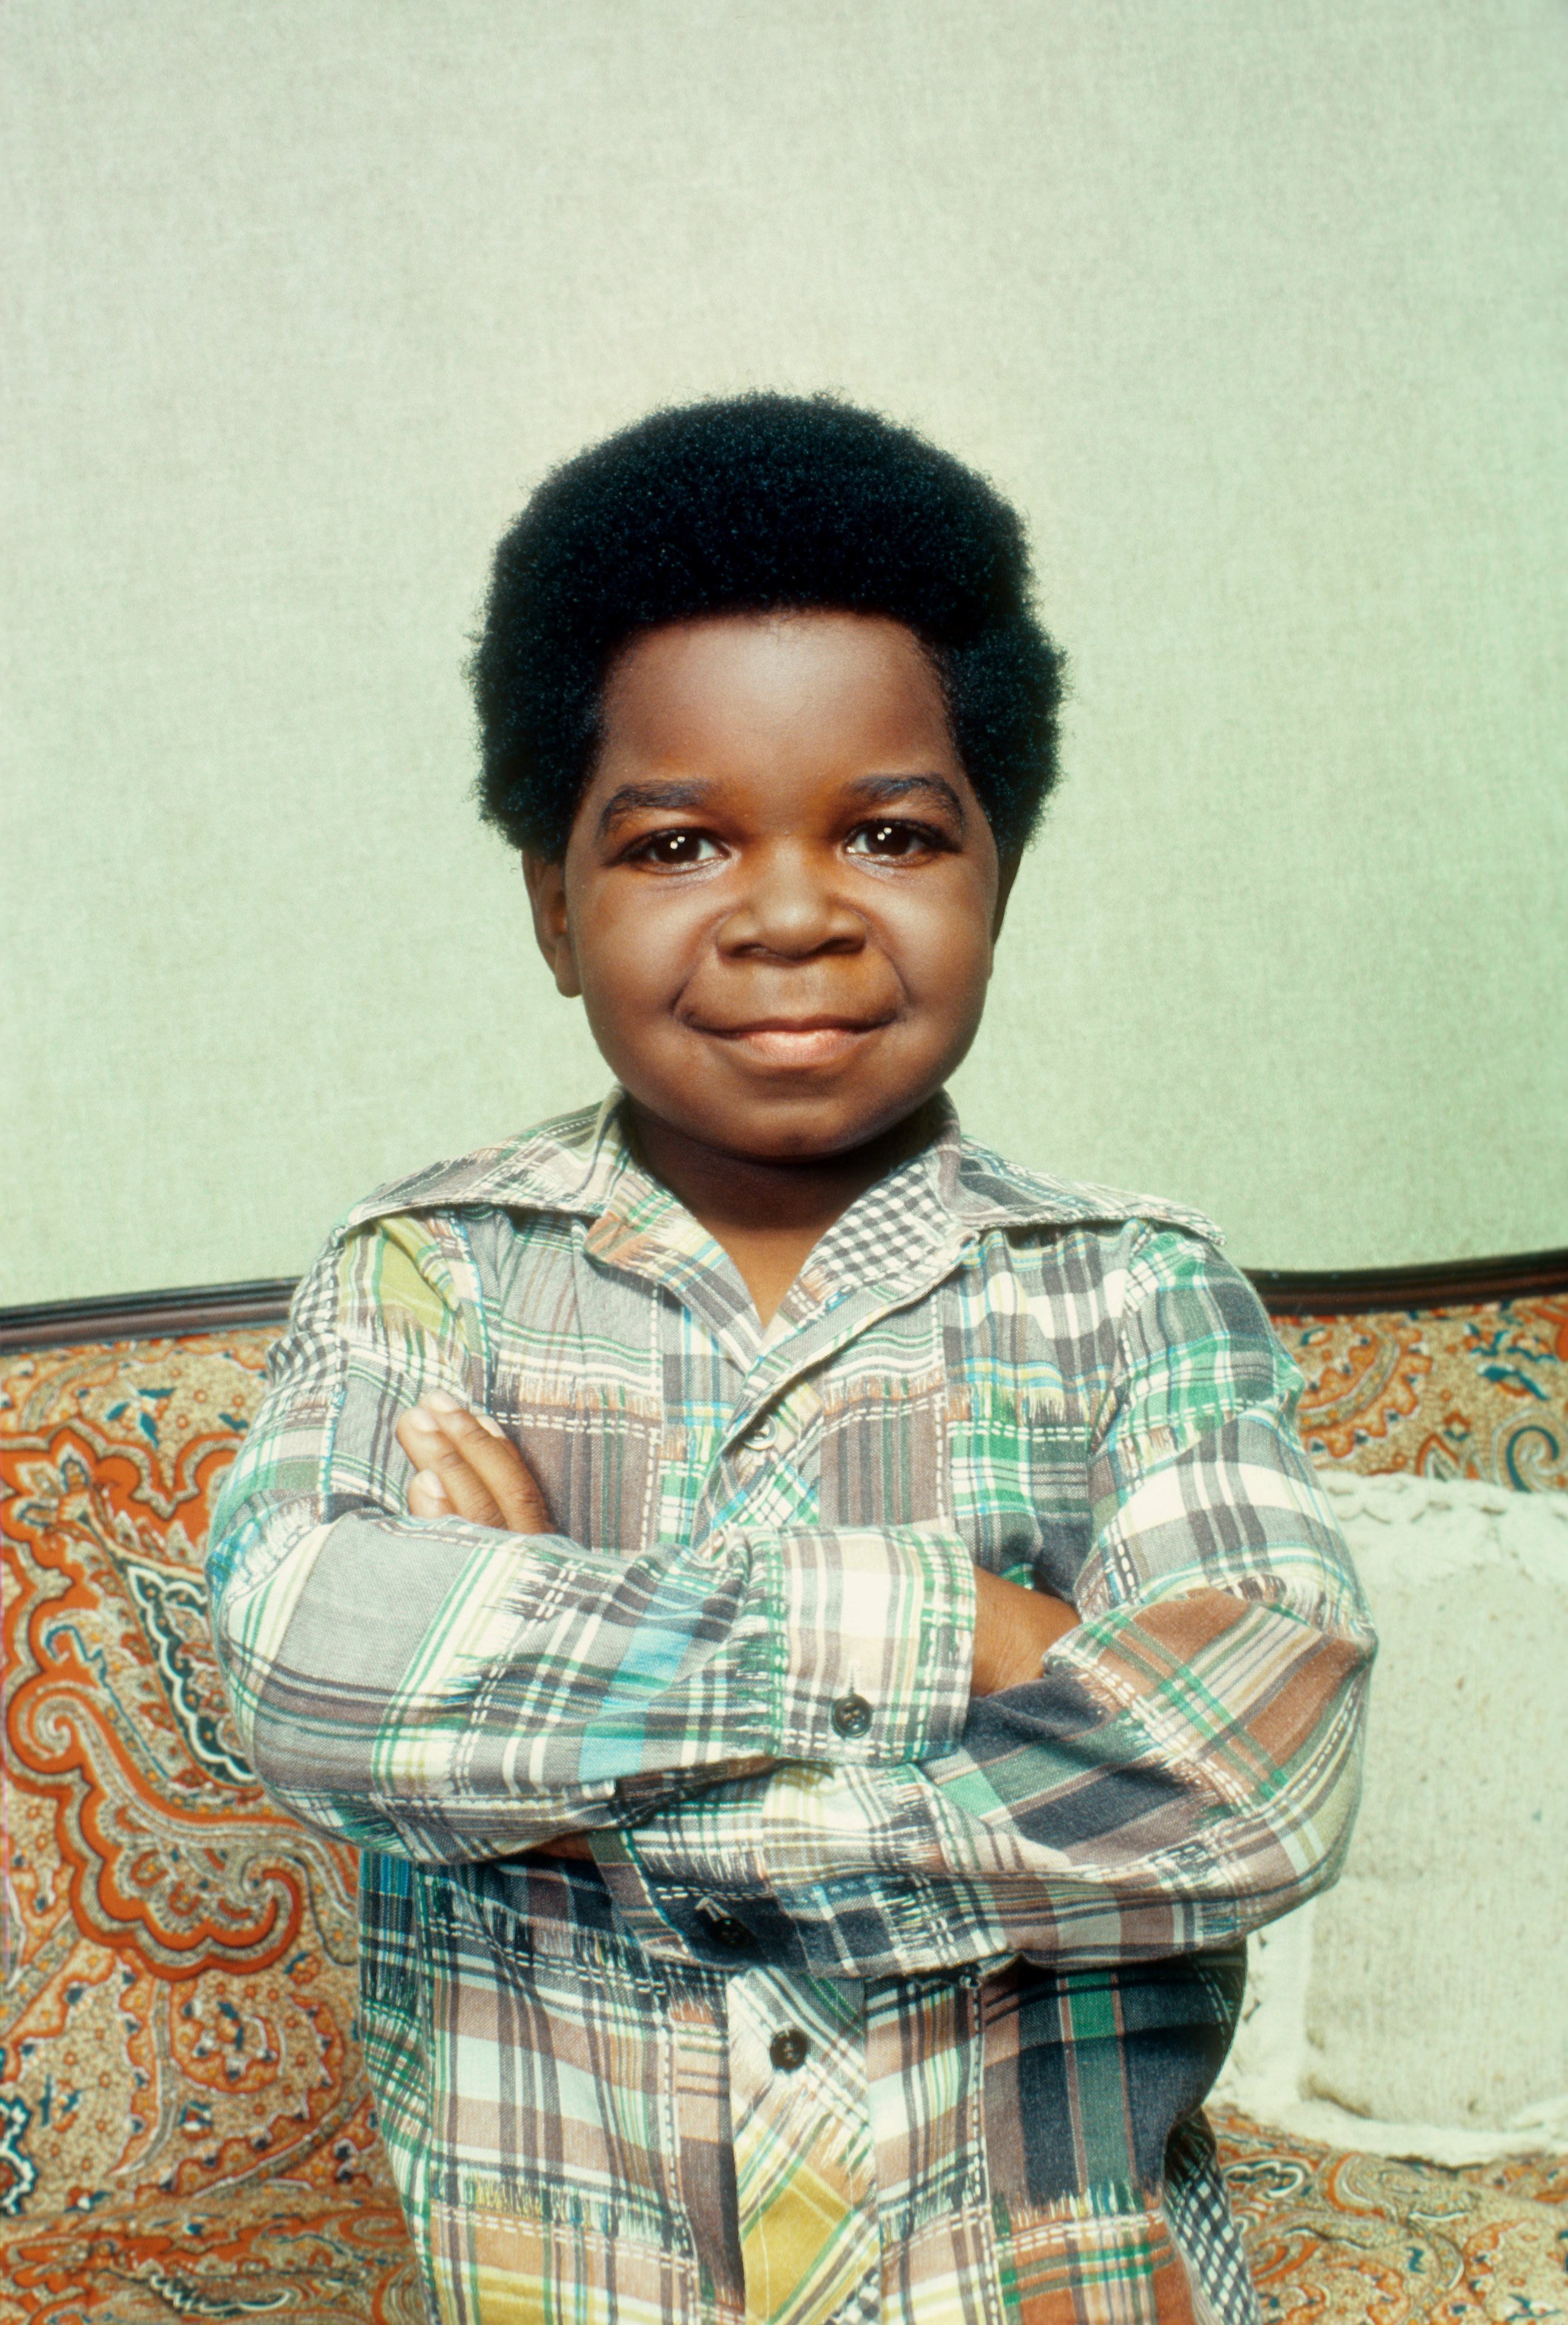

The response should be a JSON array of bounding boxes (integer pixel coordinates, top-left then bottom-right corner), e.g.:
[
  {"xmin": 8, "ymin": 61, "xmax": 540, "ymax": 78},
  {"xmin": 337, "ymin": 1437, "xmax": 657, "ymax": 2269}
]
[{"xmin": 831, "ymin": 1693, "xmax": 872, "ymax": 1739}]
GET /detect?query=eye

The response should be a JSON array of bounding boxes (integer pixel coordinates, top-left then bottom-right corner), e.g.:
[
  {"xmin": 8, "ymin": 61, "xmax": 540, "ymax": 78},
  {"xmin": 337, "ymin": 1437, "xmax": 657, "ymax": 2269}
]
[
  {"xmin": 845, "ymin": 819, "xmax": 946, "ymax": 860},
  {"xmin": 627, "ymin": 828, "xmax": 724, "ymax": 868}
]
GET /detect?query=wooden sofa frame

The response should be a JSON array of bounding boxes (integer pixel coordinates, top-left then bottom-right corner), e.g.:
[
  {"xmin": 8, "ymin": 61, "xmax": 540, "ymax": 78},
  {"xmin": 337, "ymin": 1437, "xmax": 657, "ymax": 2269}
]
[{"xmin": 5, "ymin": 1246, "xmax": 1568, "ymax": 1352}]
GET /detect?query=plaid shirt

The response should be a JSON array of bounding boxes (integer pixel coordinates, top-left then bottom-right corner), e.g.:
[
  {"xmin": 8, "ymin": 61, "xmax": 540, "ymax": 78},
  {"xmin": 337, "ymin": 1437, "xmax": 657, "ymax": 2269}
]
[{"xmin": 209, "ymin": 1095, "xmax": 1372, "ymax": 2325}]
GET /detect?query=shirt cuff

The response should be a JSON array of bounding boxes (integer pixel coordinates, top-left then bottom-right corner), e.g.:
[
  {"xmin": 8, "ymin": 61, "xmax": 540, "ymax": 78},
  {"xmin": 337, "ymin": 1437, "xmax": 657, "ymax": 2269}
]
[{"xmin": 740, "ymin": 1520, "xmax": 976, "ymax": 1766}]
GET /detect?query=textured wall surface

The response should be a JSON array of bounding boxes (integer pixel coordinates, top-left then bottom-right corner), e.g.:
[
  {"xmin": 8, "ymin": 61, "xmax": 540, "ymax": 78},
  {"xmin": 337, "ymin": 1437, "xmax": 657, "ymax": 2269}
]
[{"xmin": 4, "ymin": 1, "xmax": 1565, "ymax": 1302}]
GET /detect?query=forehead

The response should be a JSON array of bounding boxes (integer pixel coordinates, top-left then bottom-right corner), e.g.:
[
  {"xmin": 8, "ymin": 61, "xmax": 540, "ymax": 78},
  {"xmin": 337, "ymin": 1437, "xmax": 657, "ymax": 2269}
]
[{"xmin": 595, "ymin": 610, "xmax": 961, "ymax": 779}]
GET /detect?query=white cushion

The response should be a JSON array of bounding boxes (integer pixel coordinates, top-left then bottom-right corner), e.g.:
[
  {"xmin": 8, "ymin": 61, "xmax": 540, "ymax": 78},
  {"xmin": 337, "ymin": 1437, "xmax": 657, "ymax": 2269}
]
[{"xmin": 1213, "ymin": 1469, "xmax": 1568, "ymax": 2162}]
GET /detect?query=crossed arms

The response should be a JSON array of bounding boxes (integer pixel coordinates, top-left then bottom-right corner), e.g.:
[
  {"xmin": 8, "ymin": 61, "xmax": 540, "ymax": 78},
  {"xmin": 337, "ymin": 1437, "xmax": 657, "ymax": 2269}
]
[{"xmin": 207, "ymin": 1216, "xmax": 1374, "ymax": 1977}]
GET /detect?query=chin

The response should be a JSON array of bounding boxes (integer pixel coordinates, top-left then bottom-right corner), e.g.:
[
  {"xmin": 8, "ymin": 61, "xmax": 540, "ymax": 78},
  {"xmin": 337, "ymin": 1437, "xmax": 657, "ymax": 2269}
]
[{"xmin": 719, "ymin": 1098, "xmax": 915, "ymax": 1164}]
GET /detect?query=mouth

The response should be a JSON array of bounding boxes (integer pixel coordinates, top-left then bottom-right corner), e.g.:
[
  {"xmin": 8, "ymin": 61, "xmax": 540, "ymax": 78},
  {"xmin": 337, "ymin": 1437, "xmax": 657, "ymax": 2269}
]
[{"xmin": 696, "ymin": 1016, "xmax": 891, "ymax": 1069}]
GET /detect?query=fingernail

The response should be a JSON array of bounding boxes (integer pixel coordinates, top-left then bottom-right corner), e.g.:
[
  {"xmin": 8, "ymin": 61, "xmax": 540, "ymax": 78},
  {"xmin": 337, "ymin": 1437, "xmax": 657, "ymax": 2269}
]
[
  {"xmin": 406, "ymin": 1405, "xmax": 438, "ymax": 1431},
  {"xmin": 426, "ymin": 1388, "xmax": 461, "ymax": 1412},
  {"xmin": 415, "ymin": 1469, "xmax": 450, "ymax": 1505},
  {"xmin": 475, "ymin": 1414, "xmax": 506, "ymax": 1438}
]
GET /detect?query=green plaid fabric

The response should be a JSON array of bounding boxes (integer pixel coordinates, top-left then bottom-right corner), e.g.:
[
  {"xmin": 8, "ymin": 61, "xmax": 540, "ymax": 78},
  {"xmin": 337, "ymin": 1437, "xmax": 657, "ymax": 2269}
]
[{"xmin": 209, "ymin": 1095, "xmax": 1372, "ymax": 2325}]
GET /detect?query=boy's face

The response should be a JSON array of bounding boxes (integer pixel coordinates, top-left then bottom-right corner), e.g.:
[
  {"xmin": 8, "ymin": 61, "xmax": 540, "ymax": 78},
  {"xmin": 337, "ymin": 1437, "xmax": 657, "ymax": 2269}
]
[{"xmin": 525, "ymin": 610, "xmax": 1012, "ymax": 1165}]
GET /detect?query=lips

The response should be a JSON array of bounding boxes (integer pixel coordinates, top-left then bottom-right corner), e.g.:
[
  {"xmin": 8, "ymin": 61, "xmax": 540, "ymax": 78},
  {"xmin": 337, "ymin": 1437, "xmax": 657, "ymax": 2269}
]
[{"xmin": 696, "ymin": 1017, "xmax": 889, "ymax": 1069}]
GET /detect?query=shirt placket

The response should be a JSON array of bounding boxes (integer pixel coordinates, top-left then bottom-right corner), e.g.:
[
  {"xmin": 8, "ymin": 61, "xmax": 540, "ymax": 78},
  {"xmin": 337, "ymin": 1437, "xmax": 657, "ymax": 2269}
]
[
  {"xmin": 726, "ymin": 1964, "xmax": 880, "ymax": 2325},
  {"xmin": 659, "ymin": 1238, "xmax": 999, "ymax": 2325},
  {"xmin": 583, "ymin": 1146, "xmax": 1000, "ymax": 2325},
  {"xmin": 638, "ymin": 1287, "xmax": 881, "ymax": 2325}
]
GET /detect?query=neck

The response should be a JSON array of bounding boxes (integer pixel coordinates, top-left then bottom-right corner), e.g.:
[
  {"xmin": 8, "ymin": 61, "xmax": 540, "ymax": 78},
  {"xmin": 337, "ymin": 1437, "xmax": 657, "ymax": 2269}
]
[
  {"xmin": 627, "ymin": 1099, "xmax": 940, "ymax": 1231},
  {"xmin": 624, "ymin": 1099, "xmax": 941, "ymax": 1321}
]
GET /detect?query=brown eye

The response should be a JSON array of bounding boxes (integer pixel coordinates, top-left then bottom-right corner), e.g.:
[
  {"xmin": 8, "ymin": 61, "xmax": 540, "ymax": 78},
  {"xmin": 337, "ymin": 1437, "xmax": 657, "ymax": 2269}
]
[
  {"xmin": 631, "ymin": 829, "xmax": 721, "ymax": 867},
  {"xmin": 846, "ymin": 820, "xmax": 940, "ymax": 859}
]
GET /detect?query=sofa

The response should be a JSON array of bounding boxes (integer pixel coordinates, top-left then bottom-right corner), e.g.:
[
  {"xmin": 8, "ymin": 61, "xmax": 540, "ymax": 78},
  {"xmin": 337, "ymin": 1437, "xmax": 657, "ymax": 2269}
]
[{"xmin": 2, "ymin": 1255, "xmax": 1565, "ymax": 2323}]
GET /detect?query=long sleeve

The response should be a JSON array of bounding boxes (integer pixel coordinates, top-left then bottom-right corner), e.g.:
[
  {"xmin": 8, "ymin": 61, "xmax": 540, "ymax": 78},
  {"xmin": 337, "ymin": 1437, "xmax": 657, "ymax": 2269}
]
[
  {"xmin": 598, "ymin": 1230, "xmax": 1375, "ymax": 1978},
  {"xmin": 206, "ymin": 1214, "xmax": 977, "ymax": 1863}
]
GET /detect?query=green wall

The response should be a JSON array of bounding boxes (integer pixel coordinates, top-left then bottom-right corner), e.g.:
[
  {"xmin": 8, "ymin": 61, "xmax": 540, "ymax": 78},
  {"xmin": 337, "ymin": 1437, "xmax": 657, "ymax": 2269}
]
[{"xmin": 5, "ymin": 1, "xmax": 1566, "ymax": 1304}]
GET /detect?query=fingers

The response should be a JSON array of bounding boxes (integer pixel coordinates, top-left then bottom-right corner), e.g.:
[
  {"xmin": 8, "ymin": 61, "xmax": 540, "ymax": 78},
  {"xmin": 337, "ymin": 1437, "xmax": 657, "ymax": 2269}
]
[
  {"xmin": 395, "ymin": 1394, "xmax": 553, "ymax": 1533},
  {"xmin": 408, "ymin": 1465, "xmax": 458, "ymax": 1520},
  {"xmin": 396, "ymin": 1404, "xmax": 502, "ymax": 1525}
]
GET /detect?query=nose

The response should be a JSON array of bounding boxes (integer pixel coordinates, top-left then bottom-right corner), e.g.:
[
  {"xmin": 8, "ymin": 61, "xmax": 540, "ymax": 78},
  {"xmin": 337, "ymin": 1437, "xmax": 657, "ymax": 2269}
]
[{"xmin": 716, "ymin": 843, "xmax": 865, "ymax": 960}]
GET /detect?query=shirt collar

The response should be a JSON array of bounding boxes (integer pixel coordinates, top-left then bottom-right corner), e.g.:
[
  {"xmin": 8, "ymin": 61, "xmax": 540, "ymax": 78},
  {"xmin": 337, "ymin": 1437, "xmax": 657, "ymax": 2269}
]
[
  {"xmin": 340, "ymin": 1089, "xmax": 631, "ymax": 1236},
  {"xmin": 338, "ymin": 1086, "xmax": 1222, "ymax": 1265}
]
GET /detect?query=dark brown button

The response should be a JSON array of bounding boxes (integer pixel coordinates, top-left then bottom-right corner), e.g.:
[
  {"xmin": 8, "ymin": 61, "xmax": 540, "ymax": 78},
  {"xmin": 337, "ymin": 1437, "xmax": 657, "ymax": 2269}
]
[
  {"xmin": 831, "ymin": 1693, "xmax": 872, "ymax": 1739},
  {"xmin": 769, "ymin": 2027, "xmax": 809, "ymax": 2071},
  {"xmin": 703, "ymin": 1914, "xmax": 756, "ymax": 1950}
]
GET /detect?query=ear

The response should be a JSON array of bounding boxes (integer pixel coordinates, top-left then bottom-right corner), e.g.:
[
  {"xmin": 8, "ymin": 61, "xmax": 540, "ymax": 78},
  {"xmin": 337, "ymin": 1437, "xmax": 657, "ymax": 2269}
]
[
  {"xmin": 522, "ymin": 852, "xmax": 582, "ymax": 997},
  {"xmin": 990, "ymin": 853, "xmax": 1023, "ymax": 946}
]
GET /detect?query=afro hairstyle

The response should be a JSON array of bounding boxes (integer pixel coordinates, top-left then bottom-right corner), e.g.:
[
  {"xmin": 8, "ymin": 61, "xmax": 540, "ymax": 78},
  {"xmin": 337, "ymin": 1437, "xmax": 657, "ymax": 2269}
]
[{"xmin": 472, "ymin": 392, "xmax": 1065, "ymax": 860}]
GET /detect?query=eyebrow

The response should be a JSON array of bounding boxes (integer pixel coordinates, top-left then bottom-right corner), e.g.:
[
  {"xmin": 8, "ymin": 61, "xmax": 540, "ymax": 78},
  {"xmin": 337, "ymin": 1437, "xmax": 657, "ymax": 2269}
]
[
  {"xmin": 593, "ymin": 770, "xmax": 968, "ymax": 840},
  {"xmin": 842, "ymin": 774, "xmax": 967, "ymax": 826},
  {"xmin": 595, "ymin": 780, "xmax": 714, "ymax": 839}
]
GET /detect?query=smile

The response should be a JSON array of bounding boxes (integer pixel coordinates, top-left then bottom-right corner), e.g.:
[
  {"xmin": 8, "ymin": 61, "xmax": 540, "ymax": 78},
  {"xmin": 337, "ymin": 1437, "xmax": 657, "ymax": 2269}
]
[{"xmin": 699, "ymin": 1018, "xmax": 889, "ymax": 1069}]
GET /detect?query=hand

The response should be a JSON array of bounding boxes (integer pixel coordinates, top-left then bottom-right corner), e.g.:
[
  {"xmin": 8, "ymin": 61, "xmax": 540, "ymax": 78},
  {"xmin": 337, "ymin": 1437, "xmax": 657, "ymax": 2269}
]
[
  {"xmin": 394, "ymin": 1391, "xmax": 552, "ymax": 1532},
  {"xmin": 970, "ymin": 1565, "xmax": 1079, "ymax": 1697},
  {"xmin": 394, "ymin": 1393, "xmax": 589, "ymax": 1860}
]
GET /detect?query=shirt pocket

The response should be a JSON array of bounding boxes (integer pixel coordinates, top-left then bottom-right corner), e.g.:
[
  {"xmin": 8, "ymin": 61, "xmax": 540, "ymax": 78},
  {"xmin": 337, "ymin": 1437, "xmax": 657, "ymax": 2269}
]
[
  {"xmin": 946, "ymin": 1382, "xmax": 1092, "ymax": 1590},
  {"xmin": 493, "ymin": 1378, "xmax": 667, "ymax": 1556},
  {"xmin": 814, "ymin": 1371, "xmax": 950, "ymax": 1532}
]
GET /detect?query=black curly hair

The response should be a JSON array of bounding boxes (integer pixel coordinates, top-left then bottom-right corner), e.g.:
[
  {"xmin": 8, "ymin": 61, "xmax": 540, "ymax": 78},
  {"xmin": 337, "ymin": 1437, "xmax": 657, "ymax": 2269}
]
[{"xmin": 472, "ymin": 392, "xmax": 1064, "ymax": 860}]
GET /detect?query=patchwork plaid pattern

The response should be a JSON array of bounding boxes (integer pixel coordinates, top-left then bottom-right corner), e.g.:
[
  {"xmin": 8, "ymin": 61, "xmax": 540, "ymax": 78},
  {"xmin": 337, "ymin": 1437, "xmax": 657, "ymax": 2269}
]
[{"xmin": 209, "ymin": 1095, "xmax": 1372, "ymax": 2325}]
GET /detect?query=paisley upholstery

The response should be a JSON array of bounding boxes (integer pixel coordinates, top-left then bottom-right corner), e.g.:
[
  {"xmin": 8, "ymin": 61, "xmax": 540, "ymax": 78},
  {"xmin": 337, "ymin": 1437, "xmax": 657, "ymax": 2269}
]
[
  {"xmin": 1, "ymin": 1295, "xmax": 1564, "ymax": 2320},
  {"xmin": 1, "ymin": 1330, "xmax": 421, "ymax": 2320},
  {"xmin": 1280, "ymin": 1294, "xmax": 1568, "ymax": 1493}
]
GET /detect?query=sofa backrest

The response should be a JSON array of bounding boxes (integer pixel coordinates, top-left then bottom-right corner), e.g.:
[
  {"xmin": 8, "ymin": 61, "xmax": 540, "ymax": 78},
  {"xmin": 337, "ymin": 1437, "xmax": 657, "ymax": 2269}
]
[
  {"xmin": 1273, "ymin": 1290, "xmax": 1568, "ymax": 1494},
  {"xmin": 2, "ymin": 1262, "xmax": 1565, "ymax": 2218},
  {"xmin": 1, "ymin": 1323, "xmax": 374, "ymax": 2226}
]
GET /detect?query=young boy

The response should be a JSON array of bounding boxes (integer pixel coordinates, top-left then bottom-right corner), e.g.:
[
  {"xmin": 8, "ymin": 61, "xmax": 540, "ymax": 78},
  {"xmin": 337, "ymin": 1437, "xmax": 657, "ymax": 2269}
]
[{"xmin": 208, "ymin": 396, "xmax": 1372, "ymax": 2325}]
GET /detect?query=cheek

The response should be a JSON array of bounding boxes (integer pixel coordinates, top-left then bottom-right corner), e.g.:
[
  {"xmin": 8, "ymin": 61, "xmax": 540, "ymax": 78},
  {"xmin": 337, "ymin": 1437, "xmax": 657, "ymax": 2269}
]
[
  {"xmin": 888, "ymin": 885, "xmax": 995, "ymax": 1015},
  {"xmin": 572, "ymin": 888, "xmax": 699, "ymax": 1020}
]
